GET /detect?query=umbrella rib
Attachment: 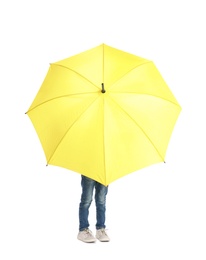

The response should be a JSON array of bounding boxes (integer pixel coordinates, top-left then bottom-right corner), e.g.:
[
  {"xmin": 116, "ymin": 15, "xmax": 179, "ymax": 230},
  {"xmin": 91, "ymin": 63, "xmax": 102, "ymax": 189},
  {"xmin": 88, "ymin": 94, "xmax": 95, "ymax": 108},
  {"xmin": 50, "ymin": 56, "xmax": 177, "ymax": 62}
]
[
  {"xmin": 26, "ymin": 92, "xmax": 98, "ymax": 114},
  {"xmin": 51, "ymin": 63, "xmax": 100, "ymax": 91},
  {"xmin": 46, "ymin": 95, "xmax": 100, "ymax": 165},
  {"xmin": 109, "ymin": 96, "xmax": 165, "ymax": 161}
]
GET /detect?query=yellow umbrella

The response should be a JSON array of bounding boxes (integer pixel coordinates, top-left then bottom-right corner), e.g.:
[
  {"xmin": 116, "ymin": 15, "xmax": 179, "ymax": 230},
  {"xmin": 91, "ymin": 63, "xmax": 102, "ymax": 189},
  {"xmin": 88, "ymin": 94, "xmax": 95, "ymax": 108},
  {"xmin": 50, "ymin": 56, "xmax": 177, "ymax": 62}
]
[{"xmin": 26, "ymin": 44, "xmax": 181, "ymax": 186}]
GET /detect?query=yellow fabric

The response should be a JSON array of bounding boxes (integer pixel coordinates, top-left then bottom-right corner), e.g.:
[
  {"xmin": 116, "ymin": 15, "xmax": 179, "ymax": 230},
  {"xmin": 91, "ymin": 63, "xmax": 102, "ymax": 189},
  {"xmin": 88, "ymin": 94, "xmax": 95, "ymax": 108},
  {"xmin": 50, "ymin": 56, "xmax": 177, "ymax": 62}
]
[{"xmin": 26, "ymin": 44, "xmax": 181, "ymax": 185}]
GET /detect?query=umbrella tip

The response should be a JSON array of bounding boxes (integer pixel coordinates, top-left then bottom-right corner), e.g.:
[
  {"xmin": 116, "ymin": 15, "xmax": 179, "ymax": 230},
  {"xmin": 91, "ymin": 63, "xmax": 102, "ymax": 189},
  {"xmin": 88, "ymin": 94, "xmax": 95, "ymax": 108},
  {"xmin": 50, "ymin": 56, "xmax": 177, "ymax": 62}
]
[{"xmin": 101, "ymin": 83, "xmax": 106, "ymax": 93}]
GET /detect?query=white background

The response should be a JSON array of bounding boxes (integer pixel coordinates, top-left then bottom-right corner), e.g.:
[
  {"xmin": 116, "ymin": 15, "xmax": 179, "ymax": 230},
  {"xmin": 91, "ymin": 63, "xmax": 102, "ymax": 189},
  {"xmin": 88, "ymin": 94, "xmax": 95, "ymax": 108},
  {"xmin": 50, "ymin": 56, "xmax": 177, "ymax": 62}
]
[{"xmin": 1, "ymin": 0, "xmax": 206, "ymax": 259}]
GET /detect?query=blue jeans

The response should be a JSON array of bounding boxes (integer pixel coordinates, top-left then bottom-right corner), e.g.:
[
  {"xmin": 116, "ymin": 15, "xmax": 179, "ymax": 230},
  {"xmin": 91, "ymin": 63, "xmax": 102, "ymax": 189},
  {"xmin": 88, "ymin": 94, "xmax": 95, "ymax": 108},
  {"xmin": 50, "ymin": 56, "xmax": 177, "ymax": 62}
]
[{"xmin": 79, "ymin": 175, "xmax": 108, "ymax": 231}]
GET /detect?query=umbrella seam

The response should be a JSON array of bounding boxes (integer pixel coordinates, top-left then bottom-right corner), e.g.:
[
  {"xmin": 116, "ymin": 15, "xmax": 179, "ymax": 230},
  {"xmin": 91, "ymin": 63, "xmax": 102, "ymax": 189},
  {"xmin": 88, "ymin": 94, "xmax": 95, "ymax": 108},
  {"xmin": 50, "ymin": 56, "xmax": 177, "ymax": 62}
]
[
  {"xmin": 46, "ymin": 95, "xmax": 100, "ymax": 165},
  {"xmin": 108, "ymin": 61, "xmax": 152, "ymax": 90},
  {"xmin": 51, "ymin": 63, "xmax": 100, "ymax": 91},
  {"xmin": 108, "ymin": 96, "xmax": 165, "ymax": 161},
  {"xmin": 102, "ymin": 96, "xmax": 107, "ymax": 185},
  {"xmin": 26, "ymin": 93, "xmax": 98, "ymax": 114},
  {"xmin": 102, "ymin": 45, "xmax": 107, "ymax": 185},
  {"xmin": 110, "ymin": 92, "xmax": 181, "ymax": 108}
]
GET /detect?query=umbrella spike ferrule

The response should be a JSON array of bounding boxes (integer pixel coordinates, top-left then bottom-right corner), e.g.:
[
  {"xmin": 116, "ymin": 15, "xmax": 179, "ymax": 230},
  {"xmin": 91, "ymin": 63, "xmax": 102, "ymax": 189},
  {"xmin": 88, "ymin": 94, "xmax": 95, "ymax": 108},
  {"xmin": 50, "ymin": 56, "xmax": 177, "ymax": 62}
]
[{"xmin": 101, "ymin": 83, "xmax": 106, "ymax": 93}]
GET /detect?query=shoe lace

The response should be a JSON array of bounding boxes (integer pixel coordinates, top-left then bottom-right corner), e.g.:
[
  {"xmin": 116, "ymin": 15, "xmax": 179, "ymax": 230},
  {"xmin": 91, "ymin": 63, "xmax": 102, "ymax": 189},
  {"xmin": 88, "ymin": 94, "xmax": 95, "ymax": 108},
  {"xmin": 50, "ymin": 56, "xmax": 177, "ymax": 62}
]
[
  {"xmin": 100, "ymin": 228, "xmax": 108, "ymax": 235},
  {"xmin": 84, "ymin": 228, "xmax": 92, "ymax": 234}
]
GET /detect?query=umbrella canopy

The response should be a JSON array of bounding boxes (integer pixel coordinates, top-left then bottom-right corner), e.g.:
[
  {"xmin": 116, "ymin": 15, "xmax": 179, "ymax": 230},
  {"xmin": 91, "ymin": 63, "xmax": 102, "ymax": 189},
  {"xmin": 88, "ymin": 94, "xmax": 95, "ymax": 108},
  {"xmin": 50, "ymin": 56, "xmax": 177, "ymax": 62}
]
[{"xmin": 26, "ymin": 44, "xmax": 181, "ymax": 186}]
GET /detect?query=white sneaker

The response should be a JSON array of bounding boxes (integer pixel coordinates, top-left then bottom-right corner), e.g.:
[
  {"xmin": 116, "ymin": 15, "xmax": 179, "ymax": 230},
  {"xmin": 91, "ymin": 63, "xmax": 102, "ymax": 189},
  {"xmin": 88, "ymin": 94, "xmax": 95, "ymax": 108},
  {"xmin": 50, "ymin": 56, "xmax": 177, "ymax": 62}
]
[
  {"xmin": 77, "ymin": 228, "xmax": 96, "ymax": 243},
  {"xmin": 96, "ymin": 228, "xmax": 110, "ymax": 242}
]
